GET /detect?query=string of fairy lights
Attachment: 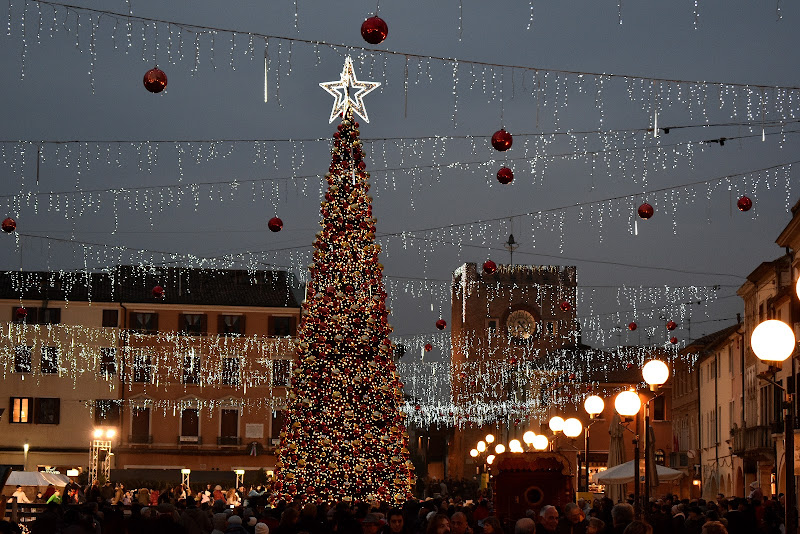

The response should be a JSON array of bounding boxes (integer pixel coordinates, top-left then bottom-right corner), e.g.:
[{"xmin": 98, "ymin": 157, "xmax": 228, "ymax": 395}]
[{"xmin": 0, "ymin": 0, "xmax": 793, "ymax": 428}]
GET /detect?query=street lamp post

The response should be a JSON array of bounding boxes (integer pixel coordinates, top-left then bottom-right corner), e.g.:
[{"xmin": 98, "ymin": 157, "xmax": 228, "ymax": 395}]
[
  {"xmin": 642, "ymin": 360, "xmax": 670, "ymax": 510},
  {"xmin": 23, "ymin": 442, "xmax": 29, "ymax": 471},
  {"xmin": 583, "ymin": 395, "xmax": 605, "ymax": 492},
  {"xmin": 615, "ymin": 389, "xmax": 642, "ymax": 515},
  {"xmin": 751, "ymin": 319, "xmax": 797, "ymax": 534}
]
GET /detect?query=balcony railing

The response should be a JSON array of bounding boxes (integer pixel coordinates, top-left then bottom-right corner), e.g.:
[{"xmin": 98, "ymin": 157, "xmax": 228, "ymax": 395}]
[
  {"xmin": 217, "ymin": 436, "xmax": 241, "ymax": 446},
  {"xmin": 128, "ymin": 434, "xmax": 153, "ymax": 444},
  {"xmin": 731, "ymin": 425, "xmax": 774, "ymax": 456},
  {"xmin": 178, "ymin": 435, "xmax": 202, "ymax": 444}
]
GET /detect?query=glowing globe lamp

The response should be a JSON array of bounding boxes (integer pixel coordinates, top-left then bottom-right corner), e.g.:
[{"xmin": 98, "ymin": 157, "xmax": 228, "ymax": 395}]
[
  {"xmin": 615, "ymin": 390, "xmax": 642, "ymax": 417},
  {"xmin": 485, "ymin": 434, "xmax": 495, "ymax": 443},
  {"xmin": 751, "ymin": 320, "xmax": 796, "ymax": 362},
  {"xmin": 523, "ymin": 431, "xmax": 536, "ymax": 445},
  {"xmin": 584, "ymin": 395, "xmax": 605, "ymax": 417},
  {"xmin": 549, "ymin": 416, "xmax": 565, "ymax": 432},
  {"xmin": 533, "ymin": 434, "xmax": 549, "ymax": 451},
  {"xmin": 477, "ymin": 440, "xmax": 487, "ymax": 453},
  {"xmin": 563, "ymin": 418, "xmax": 583, "ymax": 438},
  {"xmin": 470, "ymin": 449, "xmax": 479, "ymax": 458},
  {"xmin": 642, "ymin": 360, "xmax": 670, "ymax": 387},
  {"xmin": 494, "ymin": 443, "xmax": 506, "ymax": 454}
]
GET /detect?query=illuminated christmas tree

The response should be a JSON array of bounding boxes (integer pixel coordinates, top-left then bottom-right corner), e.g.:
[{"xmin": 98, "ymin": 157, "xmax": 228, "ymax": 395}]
[{"xmin": 271, "ymin": 58, "xmax": 414, "ymax": 505}]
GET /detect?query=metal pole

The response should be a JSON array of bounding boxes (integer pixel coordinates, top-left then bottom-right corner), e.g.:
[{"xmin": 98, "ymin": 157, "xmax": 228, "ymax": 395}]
[
  {"xmin": 786, "ymin": 352, "xmax": 797, "ymax": 534},
  {"xmin": 634, "ymin": 413, "xmax": 641, "ymax": 518},
  {"xmin": 584, "ymin": 424, "xmax": 590, "ymax": 493},
  {"xmin": 644, "ymin": 406, "xmax": 651, "ymax": 513}
]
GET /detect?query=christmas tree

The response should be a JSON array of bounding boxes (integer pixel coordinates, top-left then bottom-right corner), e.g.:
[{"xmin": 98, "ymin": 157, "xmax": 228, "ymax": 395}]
[{"xmin": 271, "ymin": 59, "xmax": 414, "ymax": 505}]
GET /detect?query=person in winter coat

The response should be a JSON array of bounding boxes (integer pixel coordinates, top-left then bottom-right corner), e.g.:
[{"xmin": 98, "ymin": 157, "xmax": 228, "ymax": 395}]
[{"xmin": 181, "ymin": 496, "xmax": 213, "ymax": 534}]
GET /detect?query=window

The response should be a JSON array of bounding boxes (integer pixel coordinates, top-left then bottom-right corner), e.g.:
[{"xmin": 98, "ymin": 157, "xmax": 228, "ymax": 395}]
[
  {"xmin": 271, "ymin": 316, "xmax": 293, "ymax": 337},
  {"xmin": 183, "ymin": 355, "xmax": 201, "ymax": 385},
  {"xmin": 34, "ymin": 398, "xmax": 60, "ymax": 424},
  {"xmin": 132, "ymin": 353, "xmax": 152, "ymax": 383},
  {"xmin": 10, "ymin": 307, "xmax": 60, "ymax": 325},
  {"xmin": 102, "ymin": 309, "xmax": 119, "ymax": 327},
  {"xmin": 222, "ymin": 357, "xmax": 240, "ymax": 386},
  {"xmin": 180, "ymin": 313, "xmax": 206, "ymax": 335},
  {"xmin": 99, "ymin": 348, "xmax": 116, "ymax": 377},
  {"xmin": 131, "ymin": 312, "xmax": 158, "ymax": 334},
  {"xmin": 272, "ymin": 359, "xmax": 292, "ymax": 387},
  {"xmin": 95, "ymin": 400, "xmax": 121, "ymax": 425},
  {"xmin": 487, "ymin": 319, "xmax": 498, "ymax": 332},
  {"xmin": 220, "ymin": 409, "xmax": 239, "ymax": 439},
  {"xmin": 41, "ymin": 347, "xmax": 59, "ymax": 374},
  {"xmin": 181, "ymin": 408, "xmax": 199, "ymax": 437},
  {"xmin": 39, "ymin": 308, "xmax": 60, "ymax": 324},
  {"xmin": 652, "ymin": 396, "xmax": 666, "ymax": 421},
  {"xmin": 10, "ymin": 397, "xmax": 32, "ymax": 423},
  {"xmin": 14, "ymin": 346, "xmax": 32, "ymax": 373},
  {"xmin": 271, "ymin": 410, "xmax": 286, "ymax": 440},
  {"xmin": 219, "ymin": 315, "xmax": 245, "ymax": 336},
  {"xmin": 728, "ymin": 346, "xmax": 734, "ymax": 376},
  {"xmin": 131, "ymin": 407, "xmax": 151, "ymax": 443}
]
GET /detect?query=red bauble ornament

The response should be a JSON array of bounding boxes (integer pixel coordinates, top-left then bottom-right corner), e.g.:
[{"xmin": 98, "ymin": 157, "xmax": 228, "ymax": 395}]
[
  {"xmin": 424, "ymin": 343, "xmax": 433, "ymax": 352},
  {"xmin": 666, "ymin": 320, "xmax": 677, "ymax": 331},
  {"xmin": 268, "ymin": 217, "xmax": 283, "ymax": 232},
  {"xmin": 415, "ymin": 405, "xmax": 421, "ymax": 411},
  {"xmin": 15, "ymin": 307, "xmax": 27, "ymax": 319},
  {"xmin": 483, "ymin": 260, "xmax": 497, "ymax": 275},
  {"xmin": 637, "ymin": 203, "xmax": 654, "ymax": 220},
  {"xmin": 737, "ymin": 195, "xmax": 753, "ymax": 212},
  {"xmin": 2, "ymin": 217, "xmax": 16, "ymax": 233},
  {"xmin": 361, "ymin": 16, "xmax": 388, "ymax": 44},
  {"xmin": 509, "ymin": 357, "xmax": 517, "ymax": 365},
  {"xmin": 560, "ymin": 301, "xmax": 571, "ymax": 312},
  {"xmin": 628, "ymin": 322, "xmax": 637, "ymax": 331},
  {"xmin": 496, "ymin": 167, "xmax": 514, "ymax": 185},
  {"xmin": 491, "ymin": 129, "xmax": 513, "ymax": 151},
  {"xmin": 152, "ymin": 285, "xmax": 165, "ymax": 299},
  {"xmin": 670, "ymin": 337, "xmax": 678, "ymax": 344},
  {"xmin": 143, "ymin": 67, "xmax": 168, "ymax": 93},
  {"xmin": 435, "ymin": 319, "xmax": 447, "ymax": 330}
]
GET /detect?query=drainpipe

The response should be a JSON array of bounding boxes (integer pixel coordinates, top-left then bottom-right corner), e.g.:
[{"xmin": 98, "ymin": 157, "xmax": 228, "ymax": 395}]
[
  {"xmin": 715, "ymin": 351, "xmax": 719, "ymax": 496},
  {"xmin": 738, "ymin": 314, "xmax": 746, "ymax": 497}
]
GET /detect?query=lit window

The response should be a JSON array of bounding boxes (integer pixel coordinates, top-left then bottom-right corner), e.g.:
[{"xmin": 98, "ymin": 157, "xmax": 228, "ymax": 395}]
[{"xmin": 10, "ymin": 397, "xmax": 32, "ymax": 423}]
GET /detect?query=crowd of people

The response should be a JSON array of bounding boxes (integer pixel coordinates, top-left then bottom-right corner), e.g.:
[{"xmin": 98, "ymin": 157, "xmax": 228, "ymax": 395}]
[{"xmin": 0, "ymin": 481, "xmax": 788, "ymax": 534}]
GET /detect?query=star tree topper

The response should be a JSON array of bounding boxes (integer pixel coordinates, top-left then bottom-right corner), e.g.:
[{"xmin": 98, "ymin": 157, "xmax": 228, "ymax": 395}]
[{"xmin": 319, "ymin": 56, "xmax": 380, "ymax": 123}]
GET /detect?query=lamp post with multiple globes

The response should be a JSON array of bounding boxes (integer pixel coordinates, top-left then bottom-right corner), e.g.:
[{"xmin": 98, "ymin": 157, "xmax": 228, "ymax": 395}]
[{"xmin": 750, "ymin": 318, "xmax": 797, "ymax": 534}]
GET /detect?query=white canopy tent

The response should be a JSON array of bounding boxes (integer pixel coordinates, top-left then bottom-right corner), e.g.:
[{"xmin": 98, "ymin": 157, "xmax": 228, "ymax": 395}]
[
  {"xmin": 2, "ymin": 471, "xmax": 70, "ymax": 497},
  {"xmin": 592, "ymin": 460, "xmax": 684, "ymax": 485}
]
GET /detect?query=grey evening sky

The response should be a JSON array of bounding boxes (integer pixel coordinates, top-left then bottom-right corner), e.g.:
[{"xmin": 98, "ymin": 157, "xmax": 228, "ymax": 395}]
[{"xmin": 0, "ymin": 0, "xmax": 798, "ymax": 361}]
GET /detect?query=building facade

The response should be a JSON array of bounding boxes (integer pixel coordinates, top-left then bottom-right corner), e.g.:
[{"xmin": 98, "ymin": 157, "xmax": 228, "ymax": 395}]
[{"xmin": 0, "ymin": 266, "xmax": 302, "ymax": 483}]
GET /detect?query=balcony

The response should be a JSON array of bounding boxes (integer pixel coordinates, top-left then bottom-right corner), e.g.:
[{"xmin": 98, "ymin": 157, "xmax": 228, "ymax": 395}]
[
  {"xmin": 178, "ymin": 435, "xmax": 202, "ymax": 445},
  {"xmin": 731, "ymin": 425, "xmax": 775, "ymax": 460},
  {"xmin": 217, "ymin": 436, "xmax": 241, "ymax": 446},
  {"xmin": 128, "ymin": 434, "xmax": 153, "ymax": 444}
]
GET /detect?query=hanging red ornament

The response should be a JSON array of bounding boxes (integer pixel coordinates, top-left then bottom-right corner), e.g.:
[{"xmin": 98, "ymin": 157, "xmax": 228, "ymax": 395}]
[
  {"xmin": 628, "ymin": 322, "xmax": 637, "ymax": 331},
  {"xmin": 414, "ymin": 405, "xmax": 421, "ymax": 411},
  {"xmin": 424, "ymin": 343, "xmax": 433, "ymax": 352},
  {"xmin": 152, "ymin": 285, "xmax": 165, "ymax": 299},
  {"xmin": 361, "ymin": 16, "xmax": 388, "ymax": 44},
  {"xmin": 737, "ymin": 195, "xmax": 753, "ymax": 212},
  {"xmin": 637, "ymin": 203, "xmax": 654, "ymax": 220},
  {"xmin": 143, "ymin": 67, "xmax": 168, "ymax": 93},
  {"xmin": 482, "ymin": 260, "xmax": 497, "ymax": 275},
  {"xmin": 666, "ymin": 320, "xmax": 677, "ymax": 331},
  {"xmin": 435, "ymin": 319, "xmax": 447, "ymax": 330},
  {"xmin": 509, "ymin": 357, "xmax": 517, "ymax": 365},
  {"xmin": 268, "ymin": 217, "xmax": 284, "ymax": 232},
  {"xmin": 560, "ymin": 301, "xmax": 571, "ymax": 312},
  {"xmin": 496, "ymin": 167, "xmax": 514, "ymax": 185},
  {"xmin": 1, "ymin": 217, "xmax": 16, "ymax": 233},
  {"xmin": 491, "ymin": 129, "xmax": 513, "ymax": 151},
  {"xmin": 670, "ymin": 337, "xmax": 678, "ymax": 344},
  {"xmin": 15, "ymin": 307, "xmax": 27, "ymax": 319}
]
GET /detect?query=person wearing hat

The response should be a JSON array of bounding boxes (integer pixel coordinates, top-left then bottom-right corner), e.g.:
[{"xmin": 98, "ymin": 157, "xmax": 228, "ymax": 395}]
[
  {"xmin": 226, "ymin": 514, "xmax": 249, "ymax": 534},
  {"xmin": 181, "ymin": 495, "xmax": 213, "ymax": 534},
  {"xmin": 362, "ymin": 513, "xmax": 385, "ymax": 534},
  {"xmin": 255, "ymin": 523, "xmax": 269, "ymax": 534}
]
